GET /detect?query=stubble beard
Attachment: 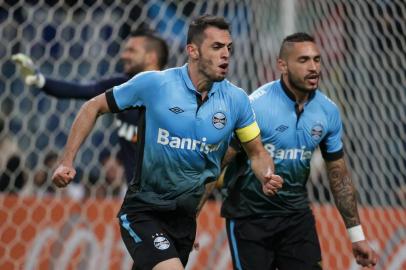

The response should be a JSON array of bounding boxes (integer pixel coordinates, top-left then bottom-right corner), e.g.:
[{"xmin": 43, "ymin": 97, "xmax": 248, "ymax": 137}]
[
  {"xmin": 287, "ymin": 70, "xmax": 318, "ymax": 93},
  {"xmin": 124, "ymin": 60, "xmax": 147, "ymax": 77},
  {"xmin": 198, "ymin": 51, "xmax": 225, "ymax": 83}
]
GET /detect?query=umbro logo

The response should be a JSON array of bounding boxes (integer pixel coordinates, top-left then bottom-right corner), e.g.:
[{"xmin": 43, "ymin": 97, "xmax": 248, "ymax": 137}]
[
  {"xmin": 169, "ymin": 107, "xmax": 184, "ymax": 114},
  {"xmin": 275, "ymin": 125, "xmax": 288, "ymax": 132}
]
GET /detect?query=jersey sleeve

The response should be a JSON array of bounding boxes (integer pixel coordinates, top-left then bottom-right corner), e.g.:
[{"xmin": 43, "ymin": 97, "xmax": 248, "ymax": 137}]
[
  {"xmin": 105, "ymin": 71, "xmax": 160, "ymax": 112},
  {"xmin": 43, "ymin": 75, "xmax": 128, "ymax": 100},
  {"xmin": 249, "ymin": 86, "xmax": 271, "ymax": 136},
  {"xmin": 234, "ymin": 91, "xmax": 260, "ymax": 143},
  {"xmin": 320, "ymin": 106, "xmax": 344, "ymax": 161}
]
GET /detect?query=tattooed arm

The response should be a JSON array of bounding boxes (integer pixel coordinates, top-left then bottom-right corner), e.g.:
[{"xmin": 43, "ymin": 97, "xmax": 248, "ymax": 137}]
[
  {"xmin": 326, "ymin": 157, "xmax": 378, "ymax": 268},
  {"xmin": 326, "ymin": 157, "xmax": 360, "ymax": 228}
]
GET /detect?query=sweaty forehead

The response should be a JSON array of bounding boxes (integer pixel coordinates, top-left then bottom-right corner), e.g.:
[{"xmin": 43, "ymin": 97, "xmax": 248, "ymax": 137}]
[{"xmin": 202, "ymin": 27, "xmax": 232, "ymax": 45}]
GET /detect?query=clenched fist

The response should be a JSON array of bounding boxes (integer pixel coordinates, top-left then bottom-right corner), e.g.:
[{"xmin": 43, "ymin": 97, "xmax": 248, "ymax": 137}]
[
  {"xmin": 352, "ymin": 240, "xmax": 378, "ymax": 268},
  {"xmin": 52, "ymin": 164, "xmax": 76, "ymax": 188},
  {"xmin": 262, "ymin": 168, "xmax": 283, "ymax": 196}
]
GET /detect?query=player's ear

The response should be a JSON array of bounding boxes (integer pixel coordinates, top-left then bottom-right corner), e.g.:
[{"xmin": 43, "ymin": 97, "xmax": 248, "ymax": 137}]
[
  {"xmin": 277, "ymin": 58, "xmax": 287, "ymax": 74},
  {"xmin": 186, "ymin": 43, "xmax": 199, "ymax": 60},
  {"xmin": 146, "ymin": 51, "xmax": 158, "ymax": 67}
]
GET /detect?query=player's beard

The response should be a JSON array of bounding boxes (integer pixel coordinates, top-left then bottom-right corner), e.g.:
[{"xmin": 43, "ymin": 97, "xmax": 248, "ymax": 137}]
[
  {"xmin": 287, "ymin": 70, "xmax": 320, "ymax": 93},
  {"xmin": 125, "ymin": 62, "xmax": 147, "ymax": 77},
  {"xmin": 123, "ymin": 53, "xmax": 147, "ymax": 77},
  {"xmin": 198, "ymin": 49, "xmax": 226, "ymax": 82}
]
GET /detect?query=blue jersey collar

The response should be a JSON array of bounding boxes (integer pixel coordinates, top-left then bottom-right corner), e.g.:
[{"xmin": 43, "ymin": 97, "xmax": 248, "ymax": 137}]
[
  {"xmin": 181, "ymin": 64, "xmax": 220, "ymax": 97},
  {"xmin": 279, "ymin": 77, "xmax": 316, "ymax": 103}
]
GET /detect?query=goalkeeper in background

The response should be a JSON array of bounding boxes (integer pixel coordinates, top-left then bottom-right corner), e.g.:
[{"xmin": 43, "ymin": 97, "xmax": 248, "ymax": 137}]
[
  {"xmin": 12, "ymin": 28, "xmax": 169, "ymax": 186},
  {"xmin": 220, "ymin": 33, "xmax": 378, "ymax": 269}
]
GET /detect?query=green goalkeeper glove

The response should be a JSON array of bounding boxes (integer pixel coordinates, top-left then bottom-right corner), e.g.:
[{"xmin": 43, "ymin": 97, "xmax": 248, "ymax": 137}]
[{"xmin": 11, "ymin": 53, "xmax": 45, "ymax": 88}]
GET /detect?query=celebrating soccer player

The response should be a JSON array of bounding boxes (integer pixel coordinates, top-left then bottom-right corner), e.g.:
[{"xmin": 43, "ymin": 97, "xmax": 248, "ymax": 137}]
[
  {"xmin": 221, "ymin": 32, "xmax": 378, "ymax": 270},
  {"xmin": 51, "ymin": 15, "xmax": 283, "ymax": 270}
]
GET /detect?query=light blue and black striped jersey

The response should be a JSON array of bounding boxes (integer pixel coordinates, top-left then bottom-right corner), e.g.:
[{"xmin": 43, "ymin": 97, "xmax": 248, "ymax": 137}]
[
  {"xmin": 221, "ymin": 79, "xmax": 344, "ymax": 218},
  {"xmin": 106, "ymin": 64, "xmax": 260, "ymax": 216}
]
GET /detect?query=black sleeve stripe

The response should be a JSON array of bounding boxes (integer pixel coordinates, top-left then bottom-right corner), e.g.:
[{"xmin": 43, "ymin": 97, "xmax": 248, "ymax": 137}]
[
  {"xmin": 319, "ymin": 136, "xmax": 344, "ymax": 161},
  {"xmin": 105, "ymin": 89, "xmax": 120, "ymax": 113},
  {"xmin": 321, "ymin": 148, "xmax": 344, "ymax": 161}
]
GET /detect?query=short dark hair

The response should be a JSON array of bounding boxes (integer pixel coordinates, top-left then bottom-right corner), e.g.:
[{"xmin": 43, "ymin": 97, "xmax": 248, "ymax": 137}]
[
  {"xmin": 279, "ymin": 32, "xmax": 315, "ymax": 59},
  {"xmin": 187, "ymin": 15, "xmax": 230, "ymax": 45},
  {"xmin": 130, "ymin": 28, "xmax": 169, "ymax": 69}
]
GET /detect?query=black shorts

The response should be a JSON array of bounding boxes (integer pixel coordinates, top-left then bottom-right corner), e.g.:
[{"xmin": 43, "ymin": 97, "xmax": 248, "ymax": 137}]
[
  {"xmin": 226, "ymin": 210, "xmax": 322, "ymax": 270},
  {"xmin": 118, "ymin": 210, "xmax": 196, "ymax": 270}
]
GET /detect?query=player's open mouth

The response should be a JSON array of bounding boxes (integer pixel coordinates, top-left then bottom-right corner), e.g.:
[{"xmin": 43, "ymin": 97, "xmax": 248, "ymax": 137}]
[
  {"xmin": 219, "ymin": 63, "xmax": 228, "ymax": 70},
  {"xmin": 306, "ymin": 74, "xmax": 319, "ymax": 84}
]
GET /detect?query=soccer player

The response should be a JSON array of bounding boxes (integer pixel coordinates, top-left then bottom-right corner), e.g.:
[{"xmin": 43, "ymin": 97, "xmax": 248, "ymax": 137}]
[
  {"xmin": 12, "ymin": 28, "xmax": 169, "ymax": 185},
  {"xmin": 221, "ymin": 33, "xmax": 378, "ymax": 270},
  {"xmin": 51, "ymin": 15, "xmax": 283, "ymax": 270}
]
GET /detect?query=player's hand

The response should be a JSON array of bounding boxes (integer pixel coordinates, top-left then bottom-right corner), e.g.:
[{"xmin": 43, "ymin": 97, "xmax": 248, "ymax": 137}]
[
  {"xmin": 11, "ymin": 53, "xmax": 45, "ymax": 88},
  {"xmin": 52, "ymin": 164, "xmax": 76, "ymax": 188},
  {"xmin": 352, "ymin": 240, "xmax": 378, "ymax": 268},
  {"xmin": 262, "ymin": 168, "xmax": 283, "ymax": 196}
]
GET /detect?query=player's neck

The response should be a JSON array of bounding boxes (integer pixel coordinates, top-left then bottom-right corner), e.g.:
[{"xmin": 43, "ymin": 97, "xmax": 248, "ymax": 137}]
[
  {"xmin": 293, "ymin": 90, "xmax": 309, "ymax": 105},
  {"xmin": 282, "ymin": 76, "xmax": 310, "ymax": 105},
  {"xmin": 187, "ymin": 63, "xmax": 212, "ymax": 95},
  {"xmin": 143, "ymin": 64, "xmax": 160, "ymax": 72}
]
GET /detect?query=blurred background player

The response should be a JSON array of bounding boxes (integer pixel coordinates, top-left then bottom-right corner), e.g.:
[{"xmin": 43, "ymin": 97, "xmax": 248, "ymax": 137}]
[
  {"xmin": 12, "ymin": 28, "xmax": 169, "ymax": 188},
  {"xmin": 220, "ymin": 33, "xmax": 377, "ymax": 270}
]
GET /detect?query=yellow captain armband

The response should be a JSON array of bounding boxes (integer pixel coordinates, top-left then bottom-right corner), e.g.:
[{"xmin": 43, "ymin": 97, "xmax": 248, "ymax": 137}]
[{"xmin": 235, "ymin": 121, "xmax": 260, "ymax": 143}]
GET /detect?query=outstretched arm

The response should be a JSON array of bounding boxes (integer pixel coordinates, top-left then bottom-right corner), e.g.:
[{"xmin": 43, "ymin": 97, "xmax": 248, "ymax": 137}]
[
  {"xmin": 52, "ymin": 93, "xmax": 110, "ymax": 187},
  {"xmin": 43, "ymin": 76, "xmax": 128, "ymax": 99},
  {"xmin": 326, "ymin": 157, "xmax": 377, "ymax": 267},
  {"xmin": 12, "ymin": 53, "xmax": 127, "ymax": 99}
]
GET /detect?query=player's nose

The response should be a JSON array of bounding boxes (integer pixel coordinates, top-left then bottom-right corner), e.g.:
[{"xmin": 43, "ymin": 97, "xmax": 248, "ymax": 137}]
[{"xmin": 221, "ymin": 47, "xmax": 230, "ymax": 59}]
